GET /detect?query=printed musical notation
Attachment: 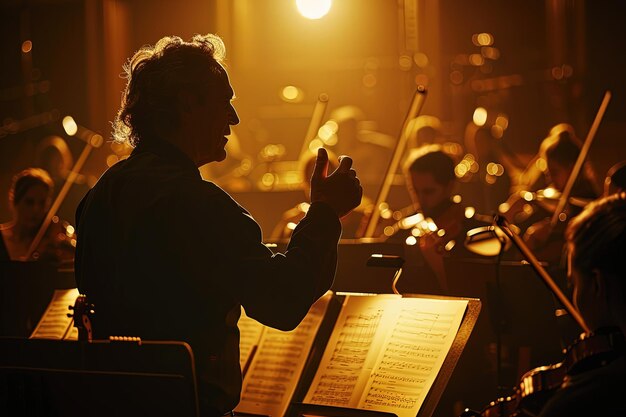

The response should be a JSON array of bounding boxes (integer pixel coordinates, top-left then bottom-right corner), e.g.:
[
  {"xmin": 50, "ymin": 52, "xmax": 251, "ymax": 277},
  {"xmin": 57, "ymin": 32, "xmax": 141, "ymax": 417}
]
[
  {"xmin": 237, "ymin": 309, "xmax": 265, "ymax": 371},
  {"xmin": 30, "ymin": 288, "xmax": 79, "ymax": 340},
  {"xmin": 235, "ymin": 292, "xmax": 332, "ymax": 417},
  {"xmin": 304, "ymin": 295, "xmax": 467, "ymax": 417}
]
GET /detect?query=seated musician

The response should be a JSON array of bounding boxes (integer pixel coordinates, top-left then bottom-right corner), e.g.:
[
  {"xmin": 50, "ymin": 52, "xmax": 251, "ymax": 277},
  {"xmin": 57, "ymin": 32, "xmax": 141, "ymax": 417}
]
[
  {"xmin": 522, "ymin": 126, "xmax": 600, "ymax": 261},
  {"xmin": 271, "ymin": 149, "xmax": 371, "ymax": 240},
  {"xmin": 0, "ymin": 168, "xmax": 75, "ymax": 264},
  {"xmin": 74, "ymin": 33, "xmax": 362, "ymax": 416},
  {"xmin": 385, "ymin": 145, "xmax": 487, "ymax": 293},
  {"xmin": 538, "ymin": 193, "xmax": 626, "ymax": 417}
]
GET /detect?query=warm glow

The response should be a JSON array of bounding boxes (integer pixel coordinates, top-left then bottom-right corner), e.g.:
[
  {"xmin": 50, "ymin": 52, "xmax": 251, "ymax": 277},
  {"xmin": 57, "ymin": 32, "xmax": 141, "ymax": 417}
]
[
  {"xmin": 491, "ymin": 125, "xmax": 504, "ymax": 139},
  {"xmin": 308, "ymin": 138, "xmax": 324, "ymax": 153},
  {"xmin": 469, "ymin": 54, "xmax": 484, "ymax": 66},
  {"xmin": 296, "ymin": 0, "xmax": 332, "ymax": 19},
  {"xmin": 414, "ymin": 52, "xmax": 429, "ymax": 68},
  {"xmin": 62, "ymin": 116, "xmax": 78, "ymax": 136},
  {"xmin": 495, "ymin": 115, "xmax": 509, "ymax": 129},
  {"xmin": 90, "ymin": 134, "xmax": 104, "ymax": 148},
  {"xmin": 106, "ymin": 154, "xmax": 119, "ymax": 167},
  {"xmin": 473, "ymin": 33, "xmax": 494, "ymax": 46},
  {"xmin": 535, "ymin": 158, "xmax": 548, "ymax": 172},
  {"xmin": 281, "ymin": 85, "xmax": 301, "ymax": 102},
  {"xmin": 473, "ymin": 107, "xmax": 487, "ymax": 126},
  {"xmin": 21, "ymin": 40, "xmax": 32, "ymax": 53},
  {"xmin": 543, "ymin": 187, "xmax": 557, "ymax": 198}
]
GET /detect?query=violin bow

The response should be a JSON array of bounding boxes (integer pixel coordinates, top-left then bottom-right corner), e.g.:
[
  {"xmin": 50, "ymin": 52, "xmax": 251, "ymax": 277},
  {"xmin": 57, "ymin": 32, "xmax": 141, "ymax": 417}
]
[
  {"xmin": 23, "ymin": 129, "xmax": 103, "ymax": 261},
  {"xmin": 363, "ymin": 85, "xmax": 428, "ymax": 238},
  {"xmin": 496, "ymin": 215, "xmax": 590, "ymax": 334},
  {"xmin": 550, "ymin": 90, "xmax": 611, "ymax": 227},
  {"xmin": 298, "ymin": 93, "xmax": 329, "ymax": 162}
]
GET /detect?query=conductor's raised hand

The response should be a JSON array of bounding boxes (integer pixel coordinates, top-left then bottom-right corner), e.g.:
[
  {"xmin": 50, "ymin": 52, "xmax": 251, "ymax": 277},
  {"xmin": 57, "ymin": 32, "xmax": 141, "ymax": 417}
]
[{"xmin": 310, "ymin": 148, "xmax": 363, "ymax": 218}]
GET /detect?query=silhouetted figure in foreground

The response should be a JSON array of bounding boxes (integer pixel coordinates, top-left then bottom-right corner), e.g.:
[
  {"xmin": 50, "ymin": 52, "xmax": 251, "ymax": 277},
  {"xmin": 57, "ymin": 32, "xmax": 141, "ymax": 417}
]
[
  {"xmin": 538, "ymin": 193, "xmax": 626, "ymax": 416},
  {"xmin": 75, "ymin": 34, "xmax": 362, "ymax": 416}
]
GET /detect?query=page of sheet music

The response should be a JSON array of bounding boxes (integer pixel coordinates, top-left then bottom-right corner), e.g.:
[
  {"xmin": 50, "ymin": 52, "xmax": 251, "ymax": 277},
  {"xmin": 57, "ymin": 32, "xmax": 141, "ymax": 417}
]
[
  {"xmin": 238, "ymin": 308, "xmax": 266, "ymax": 371},
  {"xmin": 30, "ymin": 288, "xmax": 79, "ymax": 340},
  {"xmin": 235, "ymin": 292, "xmax": 333, "ymax": 417},
  {"xmin": 358, "ymin": 297, "xmax": 467, "ymax": 417},
  {"xmin": 303, "ymin": 294, "xmax": 401, "ymax": 408},
  {"xmin": 304, "ymin": 295, "xmax": 467, "ymax": 417}
]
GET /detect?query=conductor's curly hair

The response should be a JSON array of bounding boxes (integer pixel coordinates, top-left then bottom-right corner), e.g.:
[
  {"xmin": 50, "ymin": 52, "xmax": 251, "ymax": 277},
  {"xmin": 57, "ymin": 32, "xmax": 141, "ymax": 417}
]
[{"xmin": 112, "ymin": 34, "xmax": 226, "ymax": 147}]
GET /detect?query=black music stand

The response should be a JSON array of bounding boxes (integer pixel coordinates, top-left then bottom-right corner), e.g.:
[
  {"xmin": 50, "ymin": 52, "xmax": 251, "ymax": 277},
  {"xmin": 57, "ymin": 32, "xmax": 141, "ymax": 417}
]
[
  {"xmin": 0, "ymin": 337, "xmax": 199, "ymax": 417},
  {"xmin": 333, "ymin": 240, "xmax": 405, "ymax": 294},
  {"xmin": 444, "ymin": 258, "xmax": 564, "ymax": 399}
]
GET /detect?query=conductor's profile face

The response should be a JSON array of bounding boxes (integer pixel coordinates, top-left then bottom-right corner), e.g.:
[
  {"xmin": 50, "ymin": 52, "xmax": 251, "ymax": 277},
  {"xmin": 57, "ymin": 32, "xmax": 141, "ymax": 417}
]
[{"xmin": 185, "ymin": 66, "xmax": 240, "ymax": 166}]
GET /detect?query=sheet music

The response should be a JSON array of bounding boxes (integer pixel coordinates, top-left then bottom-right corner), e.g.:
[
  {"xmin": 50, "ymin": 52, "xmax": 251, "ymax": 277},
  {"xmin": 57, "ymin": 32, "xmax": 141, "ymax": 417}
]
[
  {"xmin": 359, "ymin": 297, "xmax": 467, "ymax": 417},
  {"xmin": 304, "ymin": 295, "xmax": 467, "ymax": 417},
  {"xmin": 238, "ymin": 308, "xmax": 266, "ymax": 371},
  {"xmin": 236, "ymin": 292, "xmax": 332, "ymax": 417},
  {"xmin": 30, "ymin": 288, "xmax": 79, "ymax": 340}
]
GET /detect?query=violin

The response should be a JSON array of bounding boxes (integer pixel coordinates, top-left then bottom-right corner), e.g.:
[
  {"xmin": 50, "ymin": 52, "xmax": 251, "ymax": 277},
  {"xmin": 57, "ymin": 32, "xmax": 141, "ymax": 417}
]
[
  {"xmin": 460, "ymin": 214, "xmax": 624, "ymax": 417},
  {"xmin": 384, "ymin": 200, "xmax": 487, "ymax": 292},
  {"xmin": 31, "ymin": 216, "xmax": 76, "ymax": 265},
  {"xmin": 464, "ymin": 328, "xmax": 625, "ymax": 417},
  {"xmin": 1, "ymin": 216, "xmax": 76, "ymax": 265},
  {"xmin": 499, "ymin": 187, "xmax": 591, "ymax": 226}
]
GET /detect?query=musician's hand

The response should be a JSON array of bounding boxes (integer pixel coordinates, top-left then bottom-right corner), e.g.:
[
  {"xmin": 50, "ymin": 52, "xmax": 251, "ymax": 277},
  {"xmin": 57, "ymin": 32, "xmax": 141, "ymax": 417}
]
[{"xmin": 310, "ymin": 148, "xmax": 363, "ymax": 218}]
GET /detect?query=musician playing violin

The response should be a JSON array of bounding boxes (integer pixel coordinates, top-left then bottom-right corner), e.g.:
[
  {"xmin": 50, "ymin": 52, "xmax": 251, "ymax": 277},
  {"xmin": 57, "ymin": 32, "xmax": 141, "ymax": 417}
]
[
  {"xmin": 0, "ymin": 168, "xmax": 75, "ymax": 265},
  {"xmin": 538, "ymin": 193, "xmax": 626, "ymax": 417},
  {"xmin": 386, "ymin": 145, "xmax": 487, "ymax": 293},
  {"xmin": 521, "ymin": 127, "xmax": 600, "ymax": 263}
]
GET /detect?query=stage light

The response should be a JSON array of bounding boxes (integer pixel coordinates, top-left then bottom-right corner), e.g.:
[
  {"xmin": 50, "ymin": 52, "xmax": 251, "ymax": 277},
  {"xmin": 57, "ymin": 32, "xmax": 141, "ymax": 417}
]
[
  {"xmin": 281, "ymin": 85, "xmax": 302, "ymax": 102},
  {"xmin": 62, "ymin": 116, "xmax": 78, "ymax": 136},
  {"xmin": 473, "ymin": 107, "xmax": 487, "ymax": 126},
  {"xmin": 21, "ymin": 40, "xmax": 33, "ymax": 53},
  {"xmin": 296, "ymin": 0, "xmax": 332, "ymax": 20}
]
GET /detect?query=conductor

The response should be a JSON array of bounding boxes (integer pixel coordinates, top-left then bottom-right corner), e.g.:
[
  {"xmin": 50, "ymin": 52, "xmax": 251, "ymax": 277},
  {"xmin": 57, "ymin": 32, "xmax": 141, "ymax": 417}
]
[{"xmin": 74, "ymin": 33, "xmax": 362, "ymax": 416}]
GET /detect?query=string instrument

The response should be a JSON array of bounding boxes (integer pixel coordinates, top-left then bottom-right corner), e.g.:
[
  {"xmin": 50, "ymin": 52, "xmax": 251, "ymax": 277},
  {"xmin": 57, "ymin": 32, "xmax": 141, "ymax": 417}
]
[
  {"xmin": 28, "ymin": 217, "xmax": 76, "ymax": 265},
  {"xmin": 501, "ymin": 92, "xmax": 611, "ymax": 264},
  {"xmin": 68, "ymin": 294, "xmax": 94, "ymax": 342},
  {"xmin": 384, "ymin": 201, "xmax": 480, "ymax": 292},
  {"xmin": 363, "ymin": 85, "xmax": 427, "ymax": 238},
  {"xmin": 460, "ymin": 216, "xmax": 624, "ymax": 417},
  {"xmin": 464, "ymin": 328, "xmax": 625, "ymax": 417},
  {"xmin": 499, "ymin": 187, "xmax": 591, "ymax": 226},
  {"xmin": 24, "ymin": 126, "xmax": 102, "ymax": 262}
]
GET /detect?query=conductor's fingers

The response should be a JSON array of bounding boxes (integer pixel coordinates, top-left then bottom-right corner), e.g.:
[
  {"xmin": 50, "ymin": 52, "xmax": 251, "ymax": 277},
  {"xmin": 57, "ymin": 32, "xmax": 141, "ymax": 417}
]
[
  {"xmin": 334, "ymin": 155, "xmax": 353, "ymax": 174},
  {"xmin": 311, "ymin": 147, "xmax": 329, "ymax": 181}
]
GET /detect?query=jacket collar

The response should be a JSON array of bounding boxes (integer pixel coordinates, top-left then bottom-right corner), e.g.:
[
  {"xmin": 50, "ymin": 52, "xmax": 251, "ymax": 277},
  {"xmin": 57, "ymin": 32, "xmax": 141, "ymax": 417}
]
[{"xmin": 131, "ymin": 137, "xmax": 199, "ymax": 176}]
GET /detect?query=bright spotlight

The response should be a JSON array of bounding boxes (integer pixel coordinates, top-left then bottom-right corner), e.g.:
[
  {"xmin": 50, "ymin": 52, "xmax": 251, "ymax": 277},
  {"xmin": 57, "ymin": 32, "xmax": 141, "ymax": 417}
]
[
  {"xmin": 473, "ymin": 107, "xmax": 487, "ymax": 126},
  {"xmin": 62, "ymin": 116, "xmax": 78, "ymax": 136},
  {"xmin": 296, "ymin": 0, "xmax": 332, "ymax": 20}
]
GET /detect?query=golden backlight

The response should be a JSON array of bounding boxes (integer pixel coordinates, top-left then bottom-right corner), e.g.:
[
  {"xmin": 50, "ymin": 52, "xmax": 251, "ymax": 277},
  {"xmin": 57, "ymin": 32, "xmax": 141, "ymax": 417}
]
[{"xmin": 295, "ymin": 0, "xmax": 332, "ymax": 20}]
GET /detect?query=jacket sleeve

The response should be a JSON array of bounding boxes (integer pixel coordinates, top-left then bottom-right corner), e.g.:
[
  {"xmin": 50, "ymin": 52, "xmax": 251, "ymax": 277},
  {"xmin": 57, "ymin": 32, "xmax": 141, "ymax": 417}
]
[{"xmin": 197, "ymin": 186, "xmax": 341, "ymax": 331}]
